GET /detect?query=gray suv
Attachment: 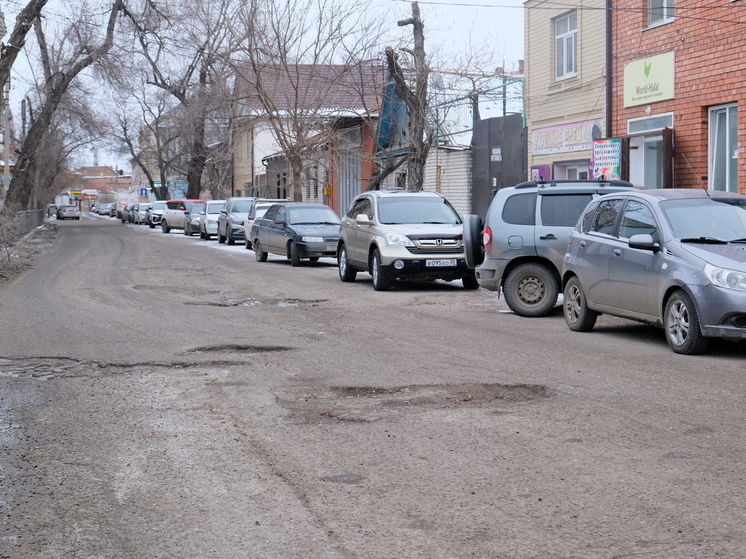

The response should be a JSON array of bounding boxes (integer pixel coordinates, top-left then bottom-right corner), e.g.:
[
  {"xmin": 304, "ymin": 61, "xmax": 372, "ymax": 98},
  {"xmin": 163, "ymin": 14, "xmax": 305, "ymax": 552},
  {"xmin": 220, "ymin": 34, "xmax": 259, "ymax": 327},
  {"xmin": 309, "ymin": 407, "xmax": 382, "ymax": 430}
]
[
  {"xmin": 464, "ymin": 179, "xmax": 637, "ymax": 316},
  {"xmin": 338, "ymin": 190, "xmax": 478, "ymax": 291}
]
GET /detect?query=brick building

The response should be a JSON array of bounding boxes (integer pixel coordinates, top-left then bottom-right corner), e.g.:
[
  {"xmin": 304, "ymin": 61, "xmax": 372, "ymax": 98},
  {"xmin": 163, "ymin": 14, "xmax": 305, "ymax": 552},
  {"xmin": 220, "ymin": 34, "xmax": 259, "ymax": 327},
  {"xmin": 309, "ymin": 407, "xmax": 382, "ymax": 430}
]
[{"xmin": 612, "ymin": 1, "xmax": 744, "ymax": 194}]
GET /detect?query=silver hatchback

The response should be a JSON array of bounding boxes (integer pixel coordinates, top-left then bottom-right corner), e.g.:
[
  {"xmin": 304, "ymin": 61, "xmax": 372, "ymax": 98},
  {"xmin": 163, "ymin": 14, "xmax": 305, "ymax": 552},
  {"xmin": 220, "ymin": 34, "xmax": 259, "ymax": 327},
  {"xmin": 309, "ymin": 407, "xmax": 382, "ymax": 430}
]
[{"xmin": 562, "ymin": 189, "xmax": 746, "ymax": 354}]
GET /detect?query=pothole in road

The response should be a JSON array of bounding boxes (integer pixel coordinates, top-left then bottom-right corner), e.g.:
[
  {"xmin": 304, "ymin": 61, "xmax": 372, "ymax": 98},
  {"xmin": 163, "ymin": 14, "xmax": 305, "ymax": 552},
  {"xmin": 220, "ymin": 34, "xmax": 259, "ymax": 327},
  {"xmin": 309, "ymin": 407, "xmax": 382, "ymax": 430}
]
[
  {"xmin": 275, "ymin": 382, "xmax": 551, "ymax": 423},
  {"xmin": 187, "ymin": 298, "xmax": 329, "ymax": 308},
  {"xmin": 184, "ymin": 344, "xmax": 292, "ymax": 354}
]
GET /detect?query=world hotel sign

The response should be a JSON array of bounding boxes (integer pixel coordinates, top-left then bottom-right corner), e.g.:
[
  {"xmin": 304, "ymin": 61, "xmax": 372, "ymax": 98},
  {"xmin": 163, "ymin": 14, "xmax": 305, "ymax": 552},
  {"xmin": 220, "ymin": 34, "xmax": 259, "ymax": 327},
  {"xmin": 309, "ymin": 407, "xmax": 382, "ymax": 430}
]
[{"xmin": 624, "ymin": 51, "xmax": 675, "ymax": 108}]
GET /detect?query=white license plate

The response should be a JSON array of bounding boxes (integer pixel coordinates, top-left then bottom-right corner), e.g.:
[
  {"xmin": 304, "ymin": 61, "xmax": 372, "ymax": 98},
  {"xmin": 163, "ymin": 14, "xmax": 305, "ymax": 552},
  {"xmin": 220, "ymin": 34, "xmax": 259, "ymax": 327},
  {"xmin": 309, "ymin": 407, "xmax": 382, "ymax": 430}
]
[
  {"xmin": 426, "ymin": 259, "xmax": 457, "ymax": 267},
  {"xmin": 326, "ymin": 245, "xmax": 336, "ymax": 252}
]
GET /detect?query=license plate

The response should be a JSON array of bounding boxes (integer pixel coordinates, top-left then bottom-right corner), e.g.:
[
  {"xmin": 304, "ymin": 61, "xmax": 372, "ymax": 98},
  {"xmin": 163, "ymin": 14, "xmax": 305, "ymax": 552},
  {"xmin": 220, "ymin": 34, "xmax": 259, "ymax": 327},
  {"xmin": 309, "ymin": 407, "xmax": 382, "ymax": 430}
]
[
  {"xmin": 326, "ymin": 245, "xmax": 336, "ymax": 252},
  {"xmin": 426, "ymin": 259, "xmax": 457, "ymax": 267}
]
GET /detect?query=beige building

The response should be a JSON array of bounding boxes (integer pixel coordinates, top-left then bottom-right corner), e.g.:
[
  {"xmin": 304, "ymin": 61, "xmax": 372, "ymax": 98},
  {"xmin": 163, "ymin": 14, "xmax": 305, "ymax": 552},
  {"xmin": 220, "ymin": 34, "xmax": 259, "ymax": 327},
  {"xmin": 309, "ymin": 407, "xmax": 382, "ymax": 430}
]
[{"xmin": 524, "ymin": 0, "xmax": 606, "ymax": 180}]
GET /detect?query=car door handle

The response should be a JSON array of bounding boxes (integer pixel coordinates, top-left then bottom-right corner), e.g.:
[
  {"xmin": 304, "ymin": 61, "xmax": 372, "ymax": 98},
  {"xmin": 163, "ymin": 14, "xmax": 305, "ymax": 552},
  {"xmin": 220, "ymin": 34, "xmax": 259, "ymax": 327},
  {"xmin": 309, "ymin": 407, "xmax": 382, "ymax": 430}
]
[
  {"xmin": 613, "ymin": 249, "xmax": 622, "ymax": 256},
  {"xmin": 539, "ymin": 234, "xmax": 557, "ymax": 240}
]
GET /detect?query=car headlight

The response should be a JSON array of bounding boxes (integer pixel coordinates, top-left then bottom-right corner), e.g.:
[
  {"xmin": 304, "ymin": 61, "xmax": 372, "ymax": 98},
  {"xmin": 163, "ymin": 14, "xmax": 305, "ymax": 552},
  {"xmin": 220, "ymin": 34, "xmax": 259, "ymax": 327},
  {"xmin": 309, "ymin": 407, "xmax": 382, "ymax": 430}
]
[
  {"xmin": 301, "ymin": 236, "xmax": 324, "ymax": 243},
  {"xmin": 705, "ymin": 263, "xmax": 746, "ymax": 292},
  {"xmin": 385, "ymin": 233, "xmax": 415, "ymax": 247}
]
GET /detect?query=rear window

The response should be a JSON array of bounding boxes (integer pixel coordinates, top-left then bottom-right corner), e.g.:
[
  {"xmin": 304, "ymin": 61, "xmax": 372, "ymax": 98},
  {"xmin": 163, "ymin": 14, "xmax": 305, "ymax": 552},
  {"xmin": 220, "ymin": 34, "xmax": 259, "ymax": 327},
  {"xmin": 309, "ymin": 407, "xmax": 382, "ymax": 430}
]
[
  {"xmin": 502, "ymin": 193, "xmax": 536, "ymax": 226},
  {"xmin": 541, "ymin": 194, "xmax": 593, "ymax": 227}
]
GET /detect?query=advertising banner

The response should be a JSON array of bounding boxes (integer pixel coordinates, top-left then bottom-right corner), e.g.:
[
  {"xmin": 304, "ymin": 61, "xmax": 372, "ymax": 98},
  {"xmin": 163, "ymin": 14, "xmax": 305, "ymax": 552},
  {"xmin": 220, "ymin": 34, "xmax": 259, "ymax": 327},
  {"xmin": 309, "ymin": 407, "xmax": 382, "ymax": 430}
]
[{"xmin": 592, "ymin": 139, "xmax": 622, "ymax": 180}]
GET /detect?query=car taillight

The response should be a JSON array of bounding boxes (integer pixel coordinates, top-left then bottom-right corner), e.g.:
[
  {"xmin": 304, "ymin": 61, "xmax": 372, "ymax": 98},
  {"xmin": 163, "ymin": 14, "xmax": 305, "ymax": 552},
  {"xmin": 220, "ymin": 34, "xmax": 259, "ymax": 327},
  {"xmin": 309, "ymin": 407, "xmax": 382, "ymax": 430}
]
[{"xmin": 483, "ymin": 226, "xmax": 492, "ymax": 254}]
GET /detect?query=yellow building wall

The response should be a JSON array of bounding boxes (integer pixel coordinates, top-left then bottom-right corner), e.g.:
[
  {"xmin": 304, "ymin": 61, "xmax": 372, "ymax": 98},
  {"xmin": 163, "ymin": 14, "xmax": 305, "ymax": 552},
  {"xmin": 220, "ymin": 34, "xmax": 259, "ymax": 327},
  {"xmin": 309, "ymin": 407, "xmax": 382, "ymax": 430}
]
[{"xmin": 524, "ymin": 0, "xmax": 607, "ymax": 176}]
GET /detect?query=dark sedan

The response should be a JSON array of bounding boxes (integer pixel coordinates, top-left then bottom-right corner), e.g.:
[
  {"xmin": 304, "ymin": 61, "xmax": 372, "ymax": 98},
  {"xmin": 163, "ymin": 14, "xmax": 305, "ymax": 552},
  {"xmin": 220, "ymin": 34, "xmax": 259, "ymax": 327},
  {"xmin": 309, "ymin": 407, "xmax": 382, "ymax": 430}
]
[{"xmin": 249, "ymin": 202, "xmax": 340, "ymax": 266}]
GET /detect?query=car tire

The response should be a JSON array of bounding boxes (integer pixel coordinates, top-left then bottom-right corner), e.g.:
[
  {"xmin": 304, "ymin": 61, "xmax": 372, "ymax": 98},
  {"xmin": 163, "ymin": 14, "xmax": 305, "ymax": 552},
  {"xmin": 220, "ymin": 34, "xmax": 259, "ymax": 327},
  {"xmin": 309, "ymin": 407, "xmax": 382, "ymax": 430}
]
[
  {"xmin": 371, "ymin": 249, "xmax": 391, "ymax": 291},
  {"xmin": 254, "ymin": 241, "xmax": 268, "ymax": 262},
  {"xmin": 338, "ymin": 245, "xmax": 357, "ymax": 282},
  {"xmin": 226, "ymin": 224, "xmax": 235, "ymax": 245},
  {"xmin": 162, "ymin": 222, "xmax": 170, "ymax": 233},
  {"xmin": 462, "ymin": 272, "xmax": 479, "ymax": 290},
  {"xmin": 563, "ymin": 276, "xmax": 598, "ymax": 332},
  {"xmin": 149, "ymin": 223, "xmax": 155, "ymax": 229},
  {"xmin": 244, "ymin": 239, "xmax": 251, "ymax": 250},
  {"xmin": 463, "ymin": 214, "xmax": 484, "ymax": 269},
  {"xmin": 218, "ymin": 227, "xmax": 226, "ymax": 243},
  {"xmin": 290, "ymin": 242, "xmax": 301, "ymax": 267},
  {"xmin": 664, "ymin": 290, "xmax": 708, "ymax": 355},
  {"xmin": 503, "ymin": 262, "xmax": 559, "ymax": 317}
]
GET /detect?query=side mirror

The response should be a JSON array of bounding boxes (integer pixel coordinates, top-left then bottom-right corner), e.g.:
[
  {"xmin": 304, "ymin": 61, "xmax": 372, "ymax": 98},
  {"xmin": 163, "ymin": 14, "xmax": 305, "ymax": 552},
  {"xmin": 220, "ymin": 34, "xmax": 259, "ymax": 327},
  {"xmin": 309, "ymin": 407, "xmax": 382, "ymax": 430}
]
[
  {"xmin": 628, "ymin": 233, "xmax": 660, "ymax": 252},
  {"xmin": 355, "ymin": 214, "xmax": 373, "ymax": 225}
]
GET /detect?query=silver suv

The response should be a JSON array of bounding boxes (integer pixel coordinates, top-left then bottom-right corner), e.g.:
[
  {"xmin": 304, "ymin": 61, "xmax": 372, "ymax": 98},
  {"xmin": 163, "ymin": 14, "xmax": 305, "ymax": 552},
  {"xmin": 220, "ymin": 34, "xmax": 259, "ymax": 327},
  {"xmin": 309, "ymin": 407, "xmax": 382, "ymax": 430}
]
[
  {"xmin": 464, "ymin": 179, "xmax": 637, "ymax": 316},
  {"xmin": 338, "ymin": 190, "xmax": 478, "ymax": 291}
]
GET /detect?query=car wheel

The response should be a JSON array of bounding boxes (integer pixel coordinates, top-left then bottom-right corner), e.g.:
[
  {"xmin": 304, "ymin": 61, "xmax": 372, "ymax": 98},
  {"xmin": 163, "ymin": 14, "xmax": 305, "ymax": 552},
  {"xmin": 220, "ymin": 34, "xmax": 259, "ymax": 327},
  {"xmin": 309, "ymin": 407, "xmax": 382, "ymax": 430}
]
[
  {"xmin": 218, "ymin": 227, "xmax": 226, "ymax": 243},
  {"xmin": 200, "ymin": 229, "xmax": 205, "ymax": 239},
  {"xmin": 226, "ymin": 225, "xmax": 235, "ymax": 245},
  {"xmin": 162, "ymin": 223, "xmax": 170, "ymax": 233},
  {"xmin": 463, "ymin": 214, "xmax": 484, "ymax": 269},
  {"xmin": 254, "ymin": 241, "xmax": 268, "ymax": 262},
  {"xmin": 371, "ymin": 249, "xmax": 390, "ymax": 291},
  {"xmin": 149, "ymin": 223, "xmax": 155, "ymax": 229},
  {"xmin": 244, "ymin": 239, "xmax": 251, "ymax": 250},
  {"xmin": 503, "ymin": 262, "xmax": 559, "ymax": 317},
  {"xmin": 563, "ymin": 276, "xmax": 598, "ymax": 332},
  {"xmin": 290, "ymin": 242, "xmax": 301, "ymax": 267},
  {"xmin": 338, "ymin": 245, "xmax": 357, "ymax": 282},
  {"xmin": 664, "ymin": 291, "xmax": 708, "ymax": 355},
  {"xmin": 462, "ymin": 272, "xmax": 479, "ymax": 290}
]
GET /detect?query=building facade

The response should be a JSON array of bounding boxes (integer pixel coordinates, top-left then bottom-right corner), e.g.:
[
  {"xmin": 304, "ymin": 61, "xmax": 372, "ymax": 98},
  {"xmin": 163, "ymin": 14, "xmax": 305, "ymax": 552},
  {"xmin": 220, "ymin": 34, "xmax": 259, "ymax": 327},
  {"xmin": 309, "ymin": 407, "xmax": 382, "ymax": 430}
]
[
  {"xmin": 524, "ymin": 0, "xmax": 607, "ymax": 181},
  {"xmin": 612, "ymin": 0, "xmax": 744, "ymax": 194}
]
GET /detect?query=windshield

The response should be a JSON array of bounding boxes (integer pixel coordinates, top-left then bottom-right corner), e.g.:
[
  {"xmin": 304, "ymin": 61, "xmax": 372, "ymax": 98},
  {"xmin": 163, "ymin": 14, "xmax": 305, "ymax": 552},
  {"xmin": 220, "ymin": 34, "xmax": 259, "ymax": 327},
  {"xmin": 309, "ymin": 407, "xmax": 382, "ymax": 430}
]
[
  {"xmin": 232, "ymin": 201, "xmax": 253, "ymax": 213},
  {"xmin": 288, "ymin": 207, "xmax": 340, "ymax": 225},
  {"xmin": 661, "ymin": 197, "xmax": 746, "ymax": 242},
  {"xmin": 207, "ymin": 203, "xmax": 224, "ymax": 214},
  {"xmin": 152, "ymin": 202, "xmax": 166, "ymax": 210},
  {"xmin": 377, "ymin": 197, "xmax": 462, "ymax": 225}
]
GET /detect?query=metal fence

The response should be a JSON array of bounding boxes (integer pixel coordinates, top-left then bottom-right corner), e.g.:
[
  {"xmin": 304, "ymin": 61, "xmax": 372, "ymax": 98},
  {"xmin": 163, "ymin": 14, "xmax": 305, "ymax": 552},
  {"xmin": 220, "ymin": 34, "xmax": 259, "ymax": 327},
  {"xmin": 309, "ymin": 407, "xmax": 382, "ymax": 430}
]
[{"xmin": 13, "ymin": 209, "xmax": 45, "ymax": 235}]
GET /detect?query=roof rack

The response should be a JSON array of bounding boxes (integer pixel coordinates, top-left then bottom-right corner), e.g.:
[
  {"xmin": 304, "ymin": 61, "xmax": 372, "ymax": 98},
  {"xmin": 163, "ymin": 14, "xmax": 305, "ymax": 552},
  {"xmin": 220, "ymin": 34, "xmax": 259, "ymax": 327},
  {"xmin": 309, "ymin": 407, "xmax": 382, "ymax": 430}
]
[{"xmin": 514, "ymin": 179, "xmax": 634, "ymax": 190}]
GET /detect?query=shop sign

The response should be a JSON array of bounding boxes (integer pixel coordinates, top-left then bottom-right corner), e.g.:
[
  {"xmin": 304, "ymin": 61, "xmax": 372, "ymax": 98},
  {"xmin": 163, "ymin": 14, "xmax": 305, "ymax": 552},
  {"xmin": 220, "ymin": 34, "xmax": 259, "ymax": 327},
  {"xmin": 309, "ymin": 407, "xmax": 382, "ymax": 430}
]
[
  {"xmin": 531, "ymin": 120, "xmax": 602, "ymax": 155},
  {"xmin": 624, "ymin": 51, "xmax": 675, "ymax": 108},
  {"xmin": 592, "ymin": 139, "xmax": 622, "ymax": 180}
]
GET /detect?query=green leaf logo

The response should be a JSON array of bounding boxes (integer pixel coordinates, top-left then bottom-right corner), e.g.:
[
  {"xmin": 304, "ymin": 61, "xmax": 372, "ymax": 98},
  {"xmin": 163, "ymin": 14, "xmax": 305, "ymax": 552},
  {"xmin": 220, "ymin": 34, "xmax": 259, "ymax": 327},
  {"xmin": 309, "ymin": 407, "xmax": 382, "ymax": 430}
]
[{"xmin": 644, "ymin": 61, "xmax": 652, "ymax": 78}]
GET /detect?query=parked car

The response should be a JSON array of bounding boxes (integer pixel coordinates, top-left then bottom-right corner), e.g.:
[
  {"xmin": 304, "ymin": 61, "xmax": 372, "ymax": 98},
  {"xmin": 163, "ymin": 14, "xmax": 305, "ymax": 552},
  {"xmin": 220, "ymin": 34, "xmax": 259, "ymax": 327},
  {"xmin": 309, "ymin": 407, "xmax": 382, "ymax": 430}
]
[
  {"xmin": 463, "ymin": 179, "xmax": 638, "ymax": 316},
  {"xmin": 338, "ymin": 190, "xmax": 477, "ymax": 291},
  {"xmin": 183, "ymin": 202, "xmax": 206, "ymax": 236},
  {"xmin": 147, "ymin": 201, "xmax": 167, "ymax": 228},
  {"xmin": 161, "ymin": 199, "xmax": 205, "ymax": 233},
  {"xmin": 250, "ymin": 202, "xmax": 340, "ymax": 266},
  {"xmin": 135, "ymin": 203, "xmax": 152, "ymax": 225},
  {"xmin": 243, "ymin": 199, "xmax": 289, "ymax": 249},
  {"xmin": 46, "ymin": 204, "xmax": 58, "ymax": 218},
  {"xmin": 562, "ymin": 189, "xmax": 746, "ymax": 355},
  {"xmin": 129, "ymin": 203, "xmax": 141, "ymax": 223},
  {"xmin": 199, "ymin": 200, "xmax": 226, "ymax": 240},
  {"xmin": 120, "ymin": 205, "xmax": 132, "ymax": 223},
  {"xmin": 97, "ymin": 203, "xmax": 114, "ymax": 216},
  {"xmin": 218, "ymin": 197, "xmax": 257, "ymax": 245},
  {"xmin": 57, "ymin": 204, "xmax": 81, "ymax": 220}
]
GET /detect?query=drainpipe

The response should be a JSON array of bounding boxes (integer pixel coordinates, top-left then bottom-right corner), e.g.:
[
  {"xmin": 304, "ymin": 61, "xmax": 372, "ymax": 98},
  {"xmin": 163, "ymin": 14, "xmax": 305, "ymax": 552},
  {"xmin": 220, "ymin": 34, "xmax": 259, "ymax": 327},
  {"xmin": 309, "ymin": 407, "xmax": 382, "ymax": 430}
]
[{"xmin": 606, "ymin": 0, "xmax": 613, "ymax": 138}]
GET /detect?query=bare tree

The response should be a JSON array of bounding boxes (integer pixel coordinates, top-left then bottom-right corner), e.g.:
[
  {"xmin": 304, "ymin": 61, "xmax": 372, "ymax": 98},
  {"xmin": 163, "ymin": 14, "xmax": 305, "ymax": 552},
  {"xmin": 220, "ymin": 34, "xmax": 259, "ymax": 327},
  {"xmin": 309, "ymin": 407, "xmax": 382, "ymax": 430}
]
[
  {"xmin": 384, "ymin": 2, "xmax": 431, "ymax": 191},
  {"xmin": 0, "ymin": 0, "xmax": 48, "ymax": 92},
  {"xmin": 229, "ymin": 0, "xmax": 385, "ymax": 202},
  {"xmin": 4, "ymin": 0, "xmax": 124, "ymax": 211},
  {"xmin": 120, "ymin": 0, "xmax": 238, "ymax": 199}
]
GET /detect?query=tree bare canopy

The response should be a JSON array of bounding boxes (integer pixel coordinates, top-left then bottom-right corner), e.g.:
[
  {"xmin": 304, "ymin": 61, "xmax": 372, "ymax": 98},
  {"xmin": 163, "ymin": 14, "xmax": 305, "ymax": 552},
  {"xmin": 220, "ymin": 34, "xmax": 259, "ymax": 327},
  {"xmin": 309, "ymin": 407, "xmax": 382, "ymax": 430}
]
[
  {"xmin": 119, "ymin": 0, "xmax": 239, "ymax": 199},
  {"xmin": 4, "ymin": 0, "xmax": 124, "ymax": 211},
  {"xmin": 228, "ymin": 0, "xmax": 386, "ymax": 202},
  {"xmin": 0, "ymin": 0, "xmax": 47, "ymax": 94}
]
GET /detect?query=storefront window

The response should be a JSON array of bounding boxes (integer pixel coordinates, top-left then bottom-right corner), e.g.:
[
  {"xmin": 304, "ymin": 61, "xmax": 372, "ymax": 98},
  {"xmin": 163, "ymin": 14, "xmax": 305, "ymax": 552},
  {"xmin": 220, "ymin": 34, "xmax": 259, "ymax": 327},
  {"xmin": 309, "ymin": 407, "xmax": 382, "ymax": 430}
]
[{"xmin": 709, "ymin": 104, "xmax": 738, "ymax": 193}]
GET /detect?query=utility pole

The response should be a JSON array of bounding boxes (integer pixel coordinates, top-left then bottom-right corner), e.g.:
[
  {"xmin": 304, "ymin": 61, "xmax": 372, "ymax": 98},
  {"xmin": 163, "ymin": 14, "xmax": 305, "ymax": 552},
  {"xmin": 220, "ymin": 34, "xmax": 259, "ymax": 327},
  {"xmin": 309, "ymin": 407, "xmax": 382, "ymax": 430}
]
[{"xmin": 3, "ymin": 79, "xmax": 9, "ymax": 196}]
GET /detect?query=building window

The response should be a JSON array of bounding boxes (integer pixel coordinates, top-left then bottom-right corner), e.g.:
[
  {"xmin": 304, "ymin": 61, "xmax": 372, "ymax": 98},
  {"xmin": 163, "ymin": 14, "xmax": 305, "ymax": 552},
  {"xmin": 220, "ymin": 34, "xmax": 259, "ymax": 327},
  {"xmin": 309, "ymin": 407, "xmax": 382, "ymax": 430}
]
[
  {"xmin": 648, "ymin": 0, "xmax": 674, "ymax": 27},
  {"xmin": 709, "ymin": 104, "xmax": 738, "ymax": 193},
  {"xmin": 554, "ymin": 11, "xmax": 577, "ymax": 80}
]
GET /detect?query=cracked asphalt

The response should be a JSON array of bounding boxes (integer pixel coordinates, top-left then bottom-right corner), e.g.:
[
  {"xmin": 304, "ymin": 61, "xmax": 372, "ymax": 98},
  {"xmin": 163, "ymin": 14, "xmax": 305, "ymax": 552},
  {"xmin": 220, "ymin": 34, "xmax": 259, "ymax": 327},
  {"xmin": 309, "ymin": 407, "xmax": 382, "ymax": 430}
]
[{"xmin": 1, "ymin": 214, "xmax": 745, "ymax": 558}]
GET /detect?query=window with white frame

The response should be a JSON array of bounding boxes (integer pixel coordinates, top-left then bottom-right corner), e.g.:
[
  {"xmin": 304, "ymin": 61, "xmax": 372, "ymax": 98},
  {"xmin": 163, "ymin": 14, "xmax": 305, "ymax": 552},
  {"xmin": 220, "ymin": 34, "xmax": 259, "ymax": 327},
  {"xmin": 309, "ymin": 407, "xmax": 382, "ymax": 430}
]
[
  {"xmin": 648, "ymin": 0, "xmax": 675, "ymax": 27},
  {"xmin": 709, "ymin": 103, "xmax": 738, "ymax": 193},
  {"xmin": 555, "ymin": 11, "xmax": 577, "ymax": 80}
]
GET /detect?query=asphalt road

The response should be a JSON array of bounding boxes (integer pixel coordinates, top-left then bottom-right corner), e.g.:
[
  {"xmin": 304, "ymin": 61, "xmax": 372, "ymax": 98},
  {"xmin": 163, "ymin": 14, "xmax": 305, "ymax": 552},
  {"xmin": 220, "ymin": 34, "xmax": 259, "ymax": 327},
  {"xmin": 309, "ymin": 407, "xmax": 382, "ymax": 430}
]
[{"xmin": 1, "ymin": 213, "xmax": 744, "ymax": 558}]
